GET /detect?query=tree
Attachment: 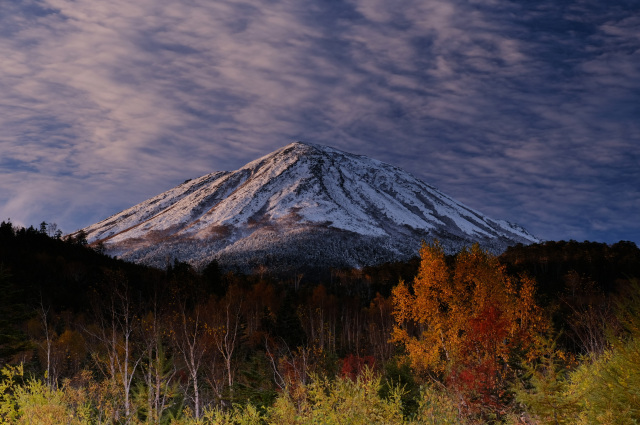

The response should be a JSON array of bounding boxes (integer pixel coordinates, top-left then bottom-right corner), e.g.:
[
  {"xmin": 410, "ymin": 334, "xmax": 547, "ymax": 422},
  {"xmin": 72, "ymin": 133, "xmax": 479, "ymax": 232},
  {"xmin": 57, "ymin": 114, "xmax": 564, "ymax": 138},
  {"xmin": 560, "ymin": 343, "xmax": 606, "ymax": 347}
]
[
  {"xmin": 391, "ymin": 241, "xmax": 453, "ymax": 373},
  {"xmin": 208, "ymin": 284, "xmax": 244, "ymax": 404},
  {"xmin": 515, "ymin": 337, "xmax": 579, "ymax": 425},
  {"xmin": 366, "ymin": 292, "xmax": 395, "ymax": 363},
  {"xmin": 298, "ymin": 284, "xmax": 338, "ymax": 355},
  {"xmin": 138, "ymin": 309, "xmax": 178, "ymax": 423},
  {"xmin": 170, "ymin": 300, "xmax": 209, "ymax": 419},
  {"xmin": 65, "ymin": 230, "xmax": 88, "ymax": 246},
  {"xmin": 28, "ymin": 302, "xmax": 57, "ymax": 388},
  {"xmin": 0, "ymin": 264, "xmax": 30, "ymax": 366},
  {"xmin": 561, "ymin": 271, "xmax": 615, "ymax": 355},
  {"xmin": 392, "ymin": 242, "xmax": 548, "ymax": 417},
  {"xmin": 87, "ymin": 271, "xmax": 143, "ymax": 422}
]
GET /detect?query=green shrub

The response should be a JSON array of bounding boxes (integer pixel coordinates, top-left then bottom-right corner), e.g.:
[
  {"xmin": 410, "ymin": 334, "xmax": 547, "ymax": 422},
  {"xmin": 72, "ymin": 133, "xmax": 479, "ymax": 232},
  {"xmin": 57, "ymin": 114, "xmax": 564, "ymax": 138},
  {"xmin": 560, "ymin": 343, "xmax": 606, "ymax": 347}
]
[
  {"xmin": 271, "ymin": 370, "xmax": 406, "ymax": 425},
  {"xmin": 567, "ymin": 337, "xmax": 640, "ymax": 424},
  {"xmin": 188, "ymin": 370, "xmax": 467, "ymax": 425},
  {"xmin": 416, "ymin": 385, "xmax": 467, "ymax": 425},
  {"xmin": 0, "ymin": 364, "xmax": 92, "ymax": 425}
]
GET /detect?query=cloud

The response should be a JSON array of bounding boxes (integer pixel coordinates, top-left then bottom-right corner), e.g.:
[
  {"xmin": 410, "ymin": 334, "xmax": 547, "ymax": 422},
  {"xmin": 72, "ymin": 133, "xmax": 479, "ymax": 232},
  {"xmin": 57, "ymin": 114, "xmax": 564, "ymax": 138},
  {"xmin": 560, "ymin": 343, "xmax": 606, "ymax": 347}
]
[{"xmin": 0, "ymin": 0, "xmax": 638, "ymax": 244}]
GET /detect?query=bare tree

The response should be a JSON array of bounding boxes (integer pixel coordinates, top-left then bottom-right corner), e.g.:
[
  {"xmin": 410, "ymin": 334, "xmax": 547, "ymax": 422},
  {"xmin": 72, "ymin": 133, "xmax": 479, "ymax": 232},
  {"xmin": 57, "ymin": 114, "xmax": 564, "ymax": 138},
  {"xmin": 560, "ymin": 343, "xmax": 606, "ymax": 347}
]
[
  {"xmin": 171, "ymin": 301, "xmax": 209, "ymax": 419},
  {"xmin": 265, "ymin": 337, "xmax": 311, "ymax": 390},
  {"xmin": 29, "ymin": 305, "xmax": 87, "ymax": 390},
  {"xmin": 562, "ymin": 271, "xmax": 615, "ymax": 355},
  {"xmin": 37, "ymin": 301, "xmax": 56, "ymax": 388},
  {"xmin": 367, "ymin": 292, "xmax": 395, "ymax": 363},
  {"xmin": 87, "ymin": 272, "xmax": 144, "ymax": 423},
  {"xmin": 140, "ymin": 307, "xmax": 177, "ymax": 423},
  {"xmin": 209, "ymin": 284, "xmax": 244, "ymax": 403},
  {"xmin": 298, "ymin": 285, "xmax": 337, "ymax": 354}
]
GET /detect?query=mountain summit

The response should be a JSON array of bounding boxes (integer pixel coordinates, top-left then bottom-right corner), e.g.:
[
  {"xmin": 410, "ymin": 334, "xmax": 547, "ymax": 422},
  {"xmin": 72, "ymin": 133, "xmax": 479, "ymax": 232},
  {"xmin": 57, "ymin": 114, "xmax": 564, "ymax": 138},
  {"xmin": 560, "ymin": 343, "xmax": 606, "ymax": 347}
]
[{"xmin": 82, "ymin": 142, "xmax": 538, "ymax": 272}]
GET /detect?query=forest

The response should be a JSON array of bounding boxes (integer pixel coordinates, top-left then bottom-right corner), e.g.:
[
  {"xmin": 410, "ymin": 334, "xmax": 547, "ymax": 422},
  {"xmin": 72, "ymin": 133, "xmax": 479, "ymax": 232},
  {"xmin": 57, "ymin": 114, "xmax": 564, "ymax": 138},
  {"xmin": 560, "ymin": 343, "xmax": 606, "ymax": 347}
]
[{"xmin": 1, "ymin": 219, "xmax": 639, "ymax": 424}]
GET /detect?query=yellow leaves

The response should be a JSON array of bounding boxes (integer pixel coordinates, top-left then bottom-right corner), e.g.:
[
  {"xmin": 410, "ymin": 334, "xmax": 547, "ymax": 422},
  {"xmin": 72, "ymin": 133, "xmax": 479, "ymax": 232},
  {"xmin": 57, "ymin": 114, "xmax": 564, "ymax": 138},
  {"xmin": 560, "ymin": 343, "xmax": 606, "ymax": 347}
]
[
  {"xmin": 392, "ymin": 242, "xmax": 457, "ymax": 373},
  {"xmin": 416, "ymin": 247, "xmax": 447, "ymax": 281},
  {"xmin": 0, "ymin": 365, "xmax": 89, "ymax": 425},
  {"xmin": 390, "ymin": 281, "xmax": 412, "ymax": 324},
  {"xmin": 391, "ymin": 241, "xmax": 548, "ymax": 376}
]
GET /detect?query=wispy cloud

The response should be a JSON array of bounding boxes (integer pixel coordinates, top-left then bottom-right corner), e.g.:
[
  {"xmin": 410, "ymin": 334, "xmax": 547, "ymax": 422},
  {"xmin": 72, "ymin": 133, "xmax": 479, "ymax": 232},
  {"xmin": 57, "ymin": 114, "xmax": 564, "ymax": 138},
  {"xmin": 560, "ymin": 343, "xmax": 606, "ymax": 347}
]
[{"xmin": 0, "ymin": 0, "xmax": 638, "ymax": 244}]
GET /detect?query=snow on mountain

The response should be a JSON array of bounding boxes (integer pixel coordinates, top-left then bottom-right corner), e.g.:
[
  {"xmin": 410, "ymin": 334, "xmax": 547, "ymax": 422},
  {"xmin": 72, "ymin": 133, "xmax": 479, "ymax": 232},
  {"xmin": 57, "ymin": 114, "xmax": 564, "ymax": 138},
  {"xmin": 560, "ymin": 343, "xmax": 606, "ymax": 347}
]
[{"xmin": 82, "ymin": 142, "xmax": 538, "ymax": 273}]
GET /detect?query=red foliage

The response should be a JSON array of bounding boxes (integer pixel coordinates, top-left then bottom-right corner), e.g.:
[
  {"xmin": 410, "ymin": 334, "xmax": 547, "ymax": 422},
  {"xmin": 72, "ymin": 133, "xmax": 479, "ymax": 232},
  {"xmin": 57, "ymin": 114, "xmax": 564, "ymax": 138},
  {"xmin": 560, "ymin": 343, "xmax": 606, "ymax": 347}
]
[
  {"xmin": 449, "ymin": 303, "xmax": 513, "ymax": 415},
  {"xmin": 467, "ymin": 304, "xmax": 510, "ymax": 353},
  {"xmin": 340, "ymin": 354, "xmax": 375, "ymax": 380}
]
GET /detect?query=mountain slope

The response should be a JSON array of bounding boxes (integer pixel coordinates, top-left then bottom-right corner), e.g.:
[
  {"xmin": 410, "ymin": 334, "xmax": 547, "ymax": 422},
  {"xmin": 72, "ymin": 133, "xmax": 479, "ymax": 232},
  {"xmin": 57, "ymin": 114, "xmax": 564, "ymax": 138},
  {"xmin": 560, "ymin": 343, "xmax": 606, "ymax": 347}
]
[{"xmin": 83, "ymin": 142, "xmax": 538, "ymax": 272}]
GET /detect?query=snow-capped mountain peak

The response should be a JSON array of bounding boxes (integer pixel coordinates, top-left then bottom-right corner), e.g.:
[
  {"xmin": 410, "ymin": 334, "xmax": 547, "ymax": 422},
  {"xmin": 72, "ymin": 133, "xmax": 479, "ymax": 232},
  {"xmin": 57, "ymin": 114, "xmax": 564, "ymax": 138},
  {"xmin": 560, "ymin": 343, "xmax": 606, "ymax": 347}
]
[{"xmin": 82, "ymin": 142, "xmax": 538, "ymax": 272}]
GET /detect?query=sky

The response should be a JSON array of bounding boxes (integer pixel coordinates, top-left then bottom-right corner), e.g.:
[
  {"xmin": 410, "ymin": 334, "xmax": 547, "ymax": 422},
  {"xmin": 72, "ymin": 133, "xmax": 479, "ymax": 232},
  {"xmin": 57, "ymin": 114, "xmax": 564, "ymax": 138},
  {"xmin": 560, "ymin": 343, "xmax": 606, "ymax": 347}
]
[{"xmin": 0, "ymin": 0, "xmax": 639, "ymax": 245}]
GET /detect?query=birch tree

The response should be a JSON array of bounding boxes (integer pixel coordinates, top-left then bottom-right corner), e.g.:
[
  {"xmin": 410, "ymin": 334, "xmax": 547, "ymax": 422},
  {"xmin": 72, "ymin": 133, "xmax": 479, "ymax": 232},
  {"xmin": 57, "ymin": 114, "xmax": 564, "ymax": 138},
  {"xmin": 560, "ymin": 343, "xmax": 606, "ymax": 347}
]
[{"xmin": 88, "ymin": 271, "xmax": 143, "ymax": 423}]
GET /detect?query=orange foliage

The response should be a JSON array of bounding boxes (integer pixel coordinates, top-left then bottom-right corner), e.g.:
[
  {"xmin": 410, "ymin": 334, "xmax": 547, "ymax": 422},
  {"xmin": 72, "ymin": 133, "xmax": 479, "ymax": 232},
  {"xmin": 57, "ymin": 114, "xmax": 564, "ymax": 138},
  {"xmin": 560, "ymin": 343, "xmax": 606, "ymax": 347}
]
[{"xmin": 392, "ymin": 242, "xmax": 549, "ymax": 415}]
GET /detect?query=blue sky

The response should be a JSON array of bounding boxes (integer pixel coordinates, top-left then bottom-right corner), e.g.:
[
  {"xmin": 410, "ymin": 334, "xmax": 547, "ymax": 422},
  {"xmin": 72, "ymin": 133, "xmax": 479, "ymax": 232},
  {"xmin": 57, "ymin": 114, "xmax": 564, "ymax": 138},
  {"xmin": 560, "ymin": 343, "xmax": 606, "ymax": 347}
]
[{"xmin": 1, "ymin": 0, "xmax": 638, "ymax": 245}]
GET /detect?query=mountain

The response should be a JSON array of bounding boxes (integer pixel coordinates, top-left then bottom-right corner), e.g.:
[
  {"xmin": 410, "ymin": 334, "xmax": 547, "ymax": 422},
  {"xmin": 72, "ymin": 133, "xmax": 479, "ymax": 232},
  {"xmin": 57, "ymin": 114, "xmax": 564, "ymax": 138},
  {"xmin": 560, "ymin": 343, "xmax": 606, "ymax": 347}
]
[{"xmin": 82, "ymin": 142, "xmax": 538, "ymax": 273}]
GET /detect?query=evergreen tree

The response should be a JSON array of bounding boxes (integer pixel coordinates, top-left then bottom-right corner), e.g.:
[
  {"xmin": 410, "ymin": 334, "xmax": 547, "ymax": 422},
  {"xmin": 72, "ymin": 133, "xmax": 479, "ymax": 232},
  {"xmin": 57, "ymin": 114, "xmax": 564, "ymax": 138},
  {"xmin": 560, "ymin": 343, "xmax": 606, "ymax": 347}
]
[{"xmin": 0, "ymin": 264, "xmax": 30, "ymax": 365}]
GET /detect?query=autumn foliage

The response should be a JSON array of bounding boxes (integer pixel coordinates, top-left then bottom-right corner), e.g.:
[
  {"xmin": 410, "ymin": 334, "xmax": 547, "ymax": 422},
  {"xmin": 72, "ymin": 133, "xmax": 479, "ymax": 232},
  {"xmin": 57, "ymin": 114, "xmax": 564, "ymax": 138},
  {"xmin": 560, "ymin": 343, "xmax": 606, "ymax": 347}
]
[
  {"xmin": 340, "ymin": 354, "xmax": 375, "ymax": 380},
  {"xmin": 392, "ymin": 242, "xmax": 548, "ymax": 416},
  {"xmin": 2, "ymin": 221, "xmax": 640, "ymax": 424}
]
